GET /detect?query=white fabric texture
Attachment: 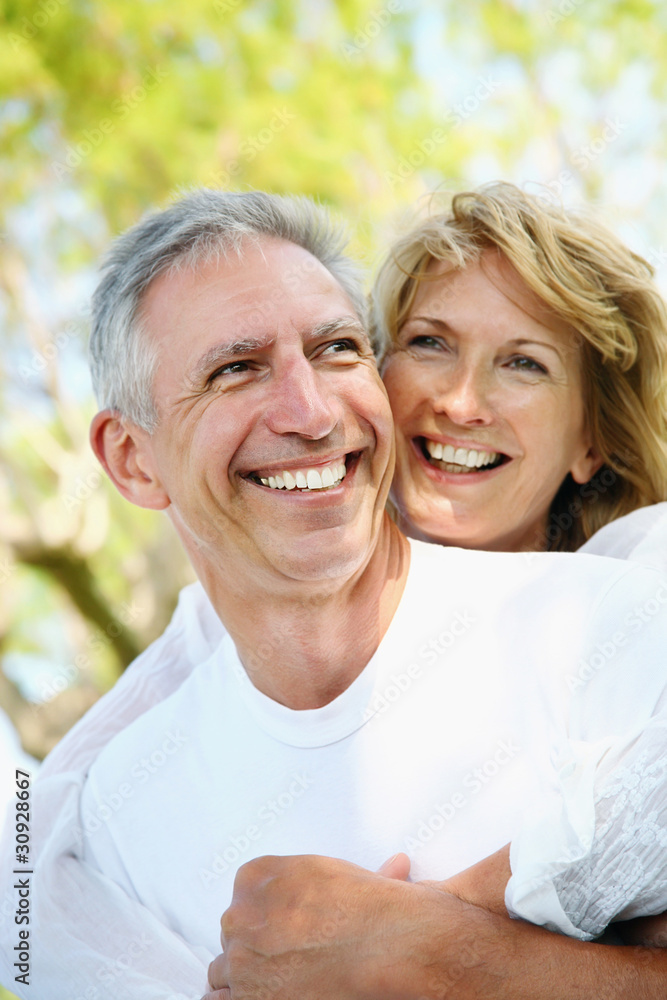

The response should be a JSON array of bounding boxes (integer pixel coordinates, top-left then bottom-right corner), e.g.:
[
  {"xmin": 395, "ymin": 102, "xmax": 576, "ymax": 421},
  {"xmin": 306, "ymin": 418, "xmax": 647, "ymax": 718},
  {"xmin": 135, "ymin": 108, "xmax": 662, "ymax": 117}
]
[
  {"xmin": 0, "ymin": 584, "xmax": 224, "ymax": 1000},
  {"xmin": 2, "ymin": 540, "xmax": 666, "ymax": 997},
  {"xmin": 505, "ymin": 502, "xmax": 667, "ymax": 937},
  {"xmin": 505, "ymin": 713, "xmax": 667, "ymax": 940},
  {"xmin": 578, "ymin": 501, "xmax": 667, "ymax": 573}
]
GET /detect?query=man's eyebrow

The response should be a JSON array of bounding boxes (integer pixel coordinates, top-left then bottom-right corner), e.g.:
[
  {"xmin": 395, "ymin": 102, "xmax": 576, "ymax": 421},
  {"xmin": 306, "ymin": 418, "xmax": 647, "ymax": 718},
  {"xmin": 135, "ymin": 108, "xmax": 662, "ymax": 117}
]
[
  {"xmin": 188, "ymin": 317, "xmax": 367, "ymax": 384},
  {"xmin": 308, "ymin": 316, "xmax": 368, "ymax": 340},
  {"xmin": 187, "ymin": 338, "xmax": 272, "ymax": 383}
]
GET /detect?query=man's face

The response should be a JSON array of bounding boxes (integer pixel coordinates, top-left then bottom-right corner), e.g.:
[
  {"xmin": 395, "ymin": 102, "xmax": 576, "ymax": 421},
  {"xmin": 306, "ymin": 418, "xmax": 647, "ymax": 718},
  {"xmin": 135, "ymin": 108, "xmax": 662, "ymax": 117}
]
[{"xmin": 138, "ymin": 238, "xmax": 394, "ymax": 586}]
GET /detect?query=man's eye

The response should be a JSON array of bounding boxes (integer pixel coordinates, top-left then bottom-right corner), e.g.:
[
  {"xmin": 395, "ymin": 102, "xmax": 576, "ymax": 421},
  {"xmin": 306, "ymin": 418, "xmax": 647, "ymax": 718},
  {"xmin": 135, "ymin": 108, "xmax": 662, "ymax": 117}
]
[
  {"xmin": 507, "ymin": 356, "xmax": 547, "ymax": 374},
  {"xmin": 210, "ymin": 361, "xmax": 250, "ymax": 379},
  {"xmin": 322, "ymin": 339, "xmax": 358, "ymax": 354}
]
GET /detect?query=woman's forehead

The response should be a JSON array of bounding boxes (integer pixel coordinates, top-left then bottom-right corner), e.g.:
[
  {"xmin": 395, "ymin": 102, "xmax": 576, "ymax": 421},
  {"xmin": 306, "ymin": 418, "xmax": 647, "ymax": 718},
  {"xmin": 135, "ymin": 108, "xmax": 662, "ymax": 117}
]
[{"xmin": 414, "ymin": 251, "xmax": 579, "ymax": 346}]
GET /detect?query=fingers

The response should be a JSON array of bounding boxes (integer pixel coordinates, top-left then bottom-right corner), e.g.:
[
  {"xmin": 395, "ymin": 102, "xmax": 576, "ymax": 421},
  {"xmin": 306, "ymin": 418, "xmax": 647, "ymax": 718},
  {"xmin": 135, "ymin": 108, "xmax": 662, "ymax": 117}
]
[
  {"xmin": 208, "ymin": 952, "xmax": 228, "ymax": 992},
  {"xmin": 377, "ymin": 852, "xmax": 411, "ymax": 881}
]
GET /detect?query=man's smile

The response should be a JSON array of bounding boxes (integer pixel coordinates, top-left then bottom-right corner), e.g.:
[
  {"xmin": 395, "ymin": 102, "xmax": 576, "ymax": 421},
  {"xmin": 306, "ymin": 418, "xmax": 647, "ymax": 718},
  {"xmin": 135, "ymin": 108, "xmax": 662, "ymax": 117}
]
[{"xmin": 243, "ymin": 452, "xmax": 361, "ymax": 492}]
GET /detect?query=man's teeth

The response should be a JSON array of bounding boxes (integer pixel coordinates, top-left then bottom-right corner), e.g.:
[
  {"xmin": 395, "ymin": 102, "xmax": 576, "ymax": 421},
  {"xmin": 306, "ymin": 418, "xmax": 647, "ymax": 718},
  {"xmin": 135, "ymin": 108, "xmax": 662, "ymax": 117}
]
[
  {"xmin": 424, "ymin": 439, "xmax": 499, "ymax": 472},
  {"xmin": 259, "ymin": 461, "xmax": 347, "ymax": 491}
]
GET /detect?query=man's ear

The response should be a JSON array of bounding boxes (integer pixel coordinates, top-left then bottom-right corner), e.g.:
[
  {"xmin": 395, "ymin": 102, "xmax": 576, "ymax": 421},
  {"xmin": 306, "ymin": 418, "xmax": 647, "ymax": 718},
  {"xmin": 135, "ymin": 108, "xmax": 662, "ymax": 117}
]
[
  {"xmin": 90, "ymin": 410, "xmax": 170, "ymax": 510},
  {"xmin": 570, "ymin": 442, "xmax": 604, "ymax": 485}
]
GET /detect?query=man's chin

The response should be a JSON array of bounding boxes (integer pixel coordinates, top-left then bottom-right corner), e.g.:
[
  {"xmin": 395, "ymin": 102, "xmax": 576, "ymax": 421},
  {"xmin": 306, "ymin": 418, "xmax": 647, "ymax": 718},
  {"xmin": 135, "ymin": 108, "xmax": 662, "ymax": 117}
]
[
  {"xmin": 259, "ymin": 520, "xmax": 379, "ymax": 586},
  {"xmin": 269, "ymin": 544, "xmax": 372, "ymax": 585}
]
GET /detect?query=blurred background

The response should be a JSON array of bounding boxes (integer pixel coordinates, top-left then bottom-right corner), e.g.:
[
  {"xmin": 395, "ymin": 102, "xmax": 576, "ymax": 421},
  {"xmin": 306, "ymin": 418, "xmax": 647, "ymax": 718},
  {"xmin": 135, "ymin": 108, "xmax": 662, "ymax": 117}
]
[{"xmin": 2, "ymin": 0, "xmax": 667, "ymax": 772}]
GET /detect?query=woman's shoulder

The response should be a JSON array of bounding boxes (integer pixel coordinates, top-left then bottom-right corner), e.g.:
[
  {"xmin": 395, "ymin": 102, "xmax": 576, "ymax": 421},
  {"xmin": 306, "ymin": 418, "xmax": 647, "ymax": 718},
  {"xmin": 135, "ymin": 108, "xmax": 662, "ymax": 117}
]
[{"xmin": 578, "ymin": 502, "xmax": 667, "ymax": 571}]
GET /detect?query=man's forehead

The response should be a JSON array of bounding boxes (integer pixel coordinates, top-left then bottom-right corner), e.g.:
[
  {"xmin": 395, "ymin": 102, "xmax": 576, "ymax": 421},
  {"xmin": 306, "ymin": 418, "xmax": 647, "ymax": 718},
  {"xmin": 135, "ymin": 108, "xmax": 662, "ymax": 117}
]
[
  {"xmin": 141, "ymin": 237, "xmax": 354, "ymax": 329},
  {"xmin": 139, "ymin": 238, "xmax": 369, "ymax": 390}
]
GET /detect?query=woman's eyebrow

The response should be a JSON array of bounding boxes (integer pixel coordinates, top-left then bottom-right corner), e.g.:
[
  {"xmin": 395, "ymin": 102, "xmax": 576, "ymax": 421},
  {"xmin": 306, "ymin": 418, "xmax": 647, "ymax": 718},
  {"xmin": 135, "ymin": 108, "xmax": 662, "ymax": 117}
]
[
  {"xmin": 398, "ymin": 316, "xmax": 455, "ymax": 333},
  {"xmin": 508, "ymin": 338, "xmax": 565, "ymax": 360},
  {"xmin": 400, "ymin": 315, "xmax": 453, "ymax": 332}
]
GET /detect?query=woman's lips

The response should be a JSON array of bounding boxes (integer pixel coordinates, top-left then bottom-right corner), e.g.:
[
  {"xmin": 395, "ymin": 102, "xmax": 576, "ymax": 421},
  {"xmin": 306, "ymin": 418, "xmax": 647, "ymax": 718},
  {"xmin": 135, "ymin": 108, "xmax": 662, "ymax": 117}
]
[{"xmin": 416, "ymin": 437, "xmax": 507, "ymax": 474}]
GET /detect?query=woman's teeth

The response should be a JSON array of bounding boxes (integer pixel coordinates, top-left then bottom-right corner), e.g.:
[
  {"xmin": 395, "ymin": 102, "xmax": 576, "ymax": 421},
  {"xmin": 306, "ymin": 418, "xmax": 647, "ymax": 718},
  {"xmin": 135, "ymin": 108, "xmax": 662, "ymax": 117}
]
[
  {"xmin": 424, "ymin": 439, "xmax": 500, "ymax": 473},
  {"xmin": 259, "ymin": 461, "xmax": 347, "ymax": 491}
]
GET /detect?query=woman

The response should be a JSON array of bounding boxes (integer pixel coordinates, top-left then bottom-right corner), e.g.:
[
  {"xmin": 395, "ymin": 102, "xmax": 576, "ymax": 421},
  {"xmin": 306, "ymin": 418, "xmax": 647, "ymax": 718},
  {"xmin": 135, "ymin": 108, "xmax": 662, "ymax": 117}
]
[{"xmin": 372, "ymin": 181, "xmax": 667, "ymax": 559}]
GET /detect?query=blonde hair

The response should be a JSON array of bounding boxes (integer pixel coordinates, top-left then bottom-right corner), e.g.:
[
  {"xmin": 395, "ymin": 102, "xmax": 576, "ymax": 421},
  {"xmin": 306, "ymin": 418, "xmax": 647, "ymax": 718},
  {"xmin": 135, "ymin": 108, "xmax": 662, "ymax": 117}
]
[{"xmin": 371, "ymin": 182, "xmax": 667, "ymax": 550}]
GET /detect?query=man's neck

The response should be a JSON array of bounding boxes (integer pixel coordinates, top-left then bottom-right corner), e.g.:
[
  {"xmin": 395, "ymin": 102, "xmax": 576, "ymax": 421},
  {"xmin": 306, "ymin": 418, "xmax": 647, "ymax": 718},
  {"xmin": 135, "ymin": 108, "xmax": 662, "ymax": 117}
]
[{"xmin": 196, "ymin": 515, "xmax": 411, "ymax": 709}]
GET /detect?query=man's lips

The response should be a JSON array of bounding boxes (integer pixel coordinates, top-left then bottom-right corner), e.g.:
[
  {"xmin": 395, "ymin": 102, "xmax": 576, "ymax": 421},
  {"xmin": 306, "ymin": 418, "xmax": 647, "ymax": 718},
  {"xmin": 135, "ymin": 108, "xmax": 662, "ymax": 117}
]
[{"xmin": 242, "ymin": 452, "xmax": 361, "ymax": 492}]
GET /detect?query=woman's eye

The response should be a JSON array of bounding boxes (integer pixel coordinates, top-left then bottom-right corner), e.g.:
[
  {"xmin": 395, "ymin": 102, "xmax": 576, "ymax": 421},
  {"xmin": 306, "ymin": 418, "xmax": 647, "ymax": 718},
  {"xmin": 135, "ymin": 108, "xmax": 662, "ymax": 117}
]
[
  {"xmin": 408, "ymin": 334, "xmax": 443, "ymax": 350},
  {"xmin": 507, "ymin": 356, "xmax": 547, "ymax": 374}
]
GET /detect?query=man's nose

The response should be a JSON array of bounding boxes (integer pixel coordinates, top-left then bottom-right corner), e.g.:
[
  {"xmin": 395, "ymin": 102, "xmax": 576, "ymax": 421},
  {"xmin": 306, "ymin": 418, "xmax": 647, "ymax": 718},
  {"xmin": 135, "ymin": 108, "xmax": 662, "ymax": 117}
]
[
  {"xmin": 264, "ymin": 357, "xmax": 340, "ymax": 439},
  {"xmin": 431, "ymin": 365, "xmax": 494, "ymax": 426}
]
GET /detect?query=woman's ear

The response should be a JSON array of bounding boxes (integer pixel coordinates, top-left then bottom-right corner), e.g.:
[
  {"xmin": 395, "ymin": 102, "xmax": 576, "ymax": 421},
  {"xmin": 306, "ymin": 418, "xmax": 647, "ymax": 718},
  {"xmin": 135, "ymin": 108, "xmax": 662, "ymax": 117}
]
[
  {"xmin": 90, "ymin": 410, "xmax": 170, "ymax": 510},
  {"xmin": 570, "ymin": 442, "xmax": 604, "ymax": 485}
]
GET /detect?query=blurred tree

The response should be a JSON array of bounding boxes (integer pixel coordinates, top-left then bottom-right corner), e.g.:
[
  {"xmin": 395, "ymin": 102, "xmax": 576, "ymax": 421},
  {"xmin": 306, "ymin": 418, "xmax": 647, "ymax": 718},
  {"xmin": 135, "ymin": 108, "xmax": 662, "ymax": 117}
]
[{"xmin": 1, "ymin": 0, "xmax": 666, "ymax": 757}]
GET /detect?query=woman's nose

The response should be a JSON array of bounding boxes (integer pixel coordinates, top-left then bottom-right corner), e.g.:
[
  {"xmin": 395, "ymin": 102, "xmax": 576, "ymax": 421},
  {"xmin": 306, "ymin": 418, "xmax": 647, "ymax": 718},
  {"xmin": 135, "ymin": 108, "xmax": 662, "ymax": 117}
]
[{"xmin": 431, "ymin": 367, "xmax": 493, "ymax": 426}]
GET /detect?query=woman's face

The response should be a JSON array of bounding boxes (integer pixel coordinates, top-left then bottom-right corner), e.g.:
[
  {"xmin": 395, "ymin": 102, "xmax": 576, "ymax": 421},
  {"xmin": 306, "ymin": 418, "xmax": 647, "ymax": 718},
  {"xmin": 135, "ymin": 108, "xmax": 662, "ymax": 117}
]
[{"xmin": 381, "ymin": 253, "xmax": 600, "ymax": 551}]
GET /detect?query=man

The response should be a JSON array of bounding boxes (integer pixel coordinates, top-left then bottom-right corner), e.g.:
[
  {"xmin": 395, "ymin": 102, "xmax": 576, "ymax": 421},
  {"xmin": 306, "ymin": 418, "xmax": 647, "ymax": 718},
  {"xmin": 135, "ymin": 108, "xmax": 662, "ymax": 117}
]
[{"xmin": 3, "ymin": 190, "xmax": 666, "ymax": 1000}]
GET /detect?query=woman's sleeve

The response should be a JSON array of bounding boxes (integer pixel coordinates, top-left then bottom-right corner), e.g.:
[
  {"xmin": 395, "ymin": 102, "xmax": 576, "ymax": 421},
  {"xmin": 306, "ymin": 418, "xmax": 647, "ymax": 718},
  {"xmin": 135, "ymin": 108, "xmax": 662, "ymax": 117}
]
[
  {"xmin": 0, "ymin": 770, "xmax": 212, "ymax": 999},
  {"xmin": 505, "ymin": 718, "xmax": 667, "ymax": 939}
]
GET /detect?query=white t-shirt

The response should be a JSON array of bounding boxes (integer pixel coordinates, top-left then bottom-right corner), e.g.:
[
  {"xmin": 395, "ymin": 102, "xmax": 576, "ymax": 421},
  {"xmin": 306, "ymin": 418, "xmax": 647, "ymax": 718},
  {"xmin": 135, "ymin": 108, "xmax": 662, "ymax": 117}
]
[{"xmin": 3, "ymin": 538, "xmax": 666, "ymax": 999}]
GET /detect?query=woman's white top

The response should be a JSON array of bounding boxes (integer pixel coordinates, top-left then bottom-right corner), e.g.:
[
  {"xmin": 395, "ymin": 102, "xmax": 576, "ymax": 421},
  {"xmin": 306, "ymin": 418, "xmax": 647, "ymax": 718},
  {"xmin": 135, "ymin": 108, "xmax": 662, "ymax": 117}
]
[{"xmin": 507, "ymin": 502, "xmax": 667, "ymax": 937}]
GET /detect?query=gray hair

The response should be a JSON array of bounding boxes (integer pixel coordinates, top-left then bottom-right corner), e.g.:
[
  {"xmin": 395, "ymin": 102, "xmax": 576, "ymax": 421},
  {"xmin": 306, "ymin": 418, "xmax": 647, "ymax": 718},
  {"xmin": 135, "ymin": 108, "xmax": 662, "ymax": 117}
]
[{"xmin": 89, "ymin": 189, "xmax": 367, "ymax": 431}]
